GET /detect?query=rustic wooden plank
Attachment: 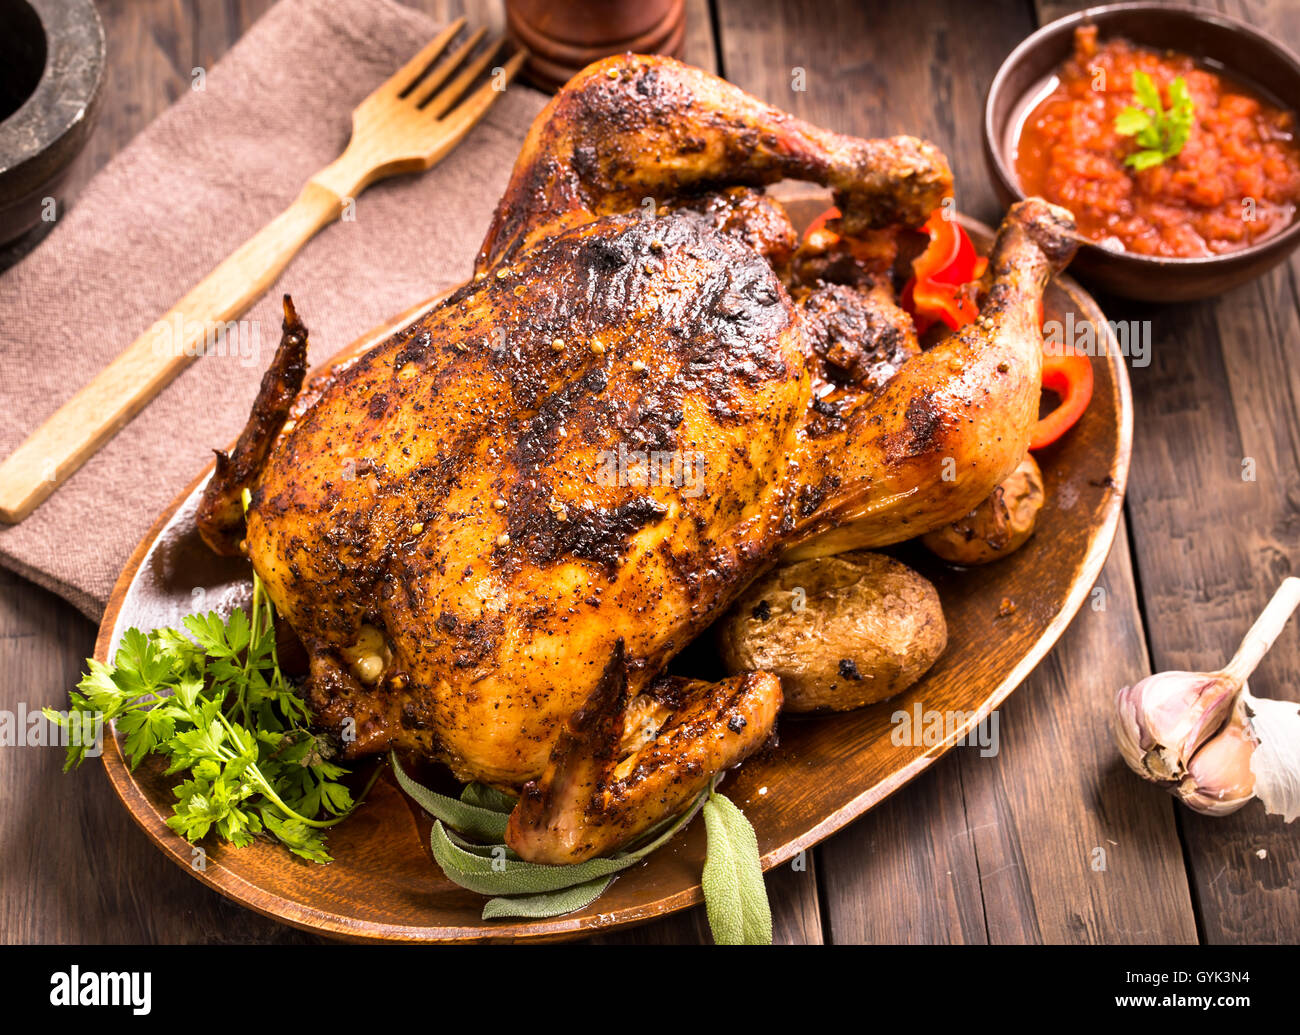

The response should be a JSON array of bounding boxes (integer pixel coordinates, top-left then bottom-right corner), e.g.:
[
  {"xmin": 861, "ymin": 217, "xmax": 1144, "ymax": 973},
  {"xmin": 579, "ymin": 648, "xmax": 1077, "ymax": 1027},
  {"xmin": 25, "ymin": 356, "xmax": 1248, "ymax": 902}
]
[
  {"xmin": 1179, "ymin": 270, "xmax": 1300, "ymax": 943},
  {"xmin": 0, "ymin": 0, "xmax": 324, "ymax": 945},
  {"xmin": 818, "ymin": 744, "xmax": 989, "ymax": 943},
  {"xmin": 820, "ymin": 530, "xmax": 1196, "ymax": 944},
  {"xmin": 1155, "ymin": 0, "xmax": 1300, "ymax": 950},
  {"xmin": 960, "ymin": 525, "xmax": 1196, "ymax": 943},
  {"xmin": 717, "ymin": 0, "xmax": 1194, "ymax": 943},
  {"xmin": 1036, "ymin": 0, "xmax": 1300, "ymax": 946}
]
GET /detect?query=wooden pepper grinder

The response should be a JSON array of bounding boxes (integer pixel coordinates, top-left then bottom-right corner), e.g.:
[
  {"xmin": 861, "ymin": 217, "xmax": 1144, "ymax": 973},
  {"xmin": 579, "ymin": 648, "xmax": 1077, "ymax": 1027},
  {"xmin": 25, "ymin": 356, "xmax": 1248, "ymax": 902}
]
[{"xmin": 505, "ymin": 0, "xmax": 686, "ymax": 92}]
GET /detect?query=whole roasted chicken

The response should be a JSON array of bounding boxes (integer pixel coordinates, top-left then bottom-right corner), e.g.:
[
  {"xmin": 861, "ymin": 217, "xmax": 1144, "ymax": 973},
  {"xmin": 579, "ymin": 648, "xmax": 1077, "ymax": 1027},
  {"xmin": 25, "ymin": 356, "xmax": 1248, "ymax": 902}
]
[{"xmin": 197, "ymin": 55, "xmax": 1077, "ymax": 864}]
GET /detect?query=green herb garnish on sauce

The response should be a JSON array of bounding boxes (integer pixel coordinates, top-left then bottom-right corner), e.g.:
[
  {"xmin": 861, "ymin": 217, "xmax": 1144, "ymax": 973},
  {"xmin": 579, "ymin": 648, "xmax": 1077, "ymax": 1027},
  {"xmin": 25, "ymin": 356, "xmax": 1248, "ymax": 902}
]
[{"xmin": 1114, "ymin": 69, "xmax": 1195, "ymax": 170}]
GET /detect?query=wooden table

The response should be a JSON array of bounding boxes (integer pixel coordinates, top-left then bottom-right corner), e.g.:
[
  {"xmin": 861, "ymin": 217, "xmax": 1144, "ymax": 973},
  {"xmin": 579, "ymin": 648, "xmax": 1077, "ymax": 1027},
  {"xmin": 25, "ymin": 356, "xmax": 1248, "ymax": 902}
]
[{"xmin": 2, "ymin": 0, "xmax": 1297, "ymax": 945}]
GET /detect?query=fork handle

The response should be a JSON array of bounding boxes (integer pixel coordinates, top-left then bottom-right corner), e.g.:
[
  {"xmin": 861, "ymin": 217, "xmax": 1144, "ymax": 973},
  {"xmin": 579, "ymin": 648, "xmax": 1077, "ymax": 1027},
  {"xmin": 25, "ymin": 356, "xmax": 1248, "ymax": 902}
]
[{"xmin": 0, "ymin": 182, "xmax": 344, "ymax": 524}]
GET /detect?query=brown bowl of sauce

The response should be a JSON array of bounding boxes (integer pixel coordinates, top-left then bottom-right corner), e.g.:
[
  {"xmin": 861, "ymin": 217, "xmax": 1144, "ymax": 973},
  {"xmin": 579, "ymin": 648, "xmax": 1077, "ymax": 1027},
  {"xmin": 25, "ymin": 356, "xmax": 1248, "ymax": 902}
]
[{"xmin": 984, "ymin": 3, "xmax": 1300, "ymax": 301}]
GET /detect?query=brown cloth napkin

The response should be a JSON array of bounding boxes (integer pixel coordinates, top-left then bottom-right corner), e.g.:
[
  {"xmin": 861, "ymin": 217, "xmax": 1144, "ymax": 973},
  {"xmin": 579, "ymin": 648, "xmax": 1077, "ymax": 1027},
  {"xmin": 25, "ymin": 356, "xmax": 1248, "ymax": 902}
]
[{"xmin": 0, "ymin": 0, "xmax": 548, "ymax": 620}]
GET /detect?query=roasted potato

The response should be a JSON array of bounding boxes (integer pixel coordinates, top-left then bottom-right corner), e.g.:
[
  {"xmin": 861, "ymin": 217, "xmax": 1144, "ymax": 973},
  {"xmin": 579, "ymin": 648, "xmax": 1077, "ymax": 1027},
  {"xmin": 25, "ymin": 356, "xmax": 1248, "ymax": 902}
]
[
  {"xmin": 921, "ymin": 453, "xmax": 1044, "ymax": 565},
  {"xmin": 718, "ymin": 551, "xmax": 946, "ymax": 712}
]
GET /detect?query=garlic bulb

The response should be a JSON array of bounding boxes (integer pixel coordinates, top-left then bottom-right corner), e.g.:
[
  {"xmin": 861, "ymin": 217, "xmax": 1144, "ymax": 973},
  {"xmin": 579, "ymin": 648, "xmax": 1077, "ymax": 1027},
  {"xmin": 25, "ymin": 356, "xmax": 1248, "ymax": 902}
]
[
  {"xmin": 1112, "ymin": 577, "xmax": 1300, "ymax": 820},
  {"xmin": 1112, "ymin": 671, "xmax": 1237, "ymax": 783}
]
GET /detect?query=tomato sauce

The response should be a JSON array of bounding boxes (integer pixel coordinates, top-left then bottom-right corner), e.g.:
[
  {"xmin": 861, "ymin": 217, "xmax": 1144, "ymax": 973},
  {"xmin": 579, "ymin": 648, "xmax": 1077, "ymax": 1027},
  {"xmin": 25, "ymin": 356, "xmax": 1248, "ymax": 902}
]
[{"xmin": 1014, "ymin": 26, "xmax": 1300, "ymax": 257}]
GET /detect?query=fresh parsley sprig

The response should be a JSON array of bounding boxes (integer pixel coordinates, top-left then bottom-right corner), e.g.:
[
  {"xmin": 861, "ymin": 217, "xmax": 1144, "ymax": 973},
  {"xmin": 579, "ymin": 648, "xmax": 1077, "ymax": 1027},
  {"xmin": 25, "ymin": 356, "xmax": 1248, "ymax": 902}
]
[
  {"xmin": 1114, "ymin": 69, "xmax": 1195, "ymax": 170},
  {"xmin": 48, "ymin": 554, "xmax": 369, "ymax": 864}
]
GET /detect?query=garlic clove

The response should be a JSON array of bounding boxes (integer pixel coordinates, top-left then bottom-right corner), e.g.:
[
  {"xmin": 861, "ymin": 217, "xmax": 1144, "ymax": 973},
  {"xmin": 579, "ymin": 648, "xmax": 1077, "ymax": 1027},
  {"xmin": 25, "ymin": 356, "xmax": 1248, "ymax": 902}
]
[
  {"xmin": 1175, "ymin": 694, "xmax": 1257, "ymax": 816},
  {"xmin": 1113, "ymin": 671, "xmax": 1238, "ymax": 783},
  {"xmin": 1243, "ymin": 689, "xmax": 1300, "ymax": 823}
]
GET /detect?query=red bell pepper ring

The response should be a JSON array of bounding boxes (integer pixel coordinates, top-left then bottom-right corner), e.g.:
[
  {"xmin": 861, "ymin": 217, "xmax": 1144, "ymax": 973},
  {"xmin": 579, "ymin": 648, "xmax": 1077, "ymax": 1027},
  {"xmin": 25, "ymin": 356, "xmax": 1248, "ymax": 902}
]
[
  {"xmin": 810, "ymin": 203, "xmax": 1091, "ymax": 447},
  {"xmin": 1029, "ymin": 347, "xmax": 1093, "ymax": 450},
  {"xmin": 803, "ymin": 205, "xmax": 841, "ymax": 241},
  {"xmin": 902, "ymin": 209, "xmax": 988, "ymax": 333}
]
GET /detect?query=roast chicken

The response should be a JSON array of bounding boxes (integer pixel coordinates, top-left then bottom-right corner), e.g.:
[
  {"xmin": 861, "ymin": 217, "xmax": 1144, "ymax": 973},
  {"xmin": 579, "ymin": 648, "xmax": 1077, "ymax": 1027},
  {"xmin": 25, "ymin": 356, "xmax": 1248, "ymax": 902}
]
[{"xmin": 197, "ymin": 54, "xmax": 1078, "ymax": 864}]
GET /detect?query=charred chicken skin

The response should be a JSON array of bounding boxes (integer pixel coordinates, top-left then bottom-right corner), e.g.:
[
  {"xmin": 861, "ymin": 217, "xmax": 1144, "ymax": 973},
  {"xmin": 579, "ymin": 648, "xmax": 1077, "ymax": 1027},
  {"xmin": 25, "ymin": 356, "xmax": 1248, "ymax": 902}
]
[{"xmin": 197, "ymin": 54, "xmax": 1077, "ymax": 864}]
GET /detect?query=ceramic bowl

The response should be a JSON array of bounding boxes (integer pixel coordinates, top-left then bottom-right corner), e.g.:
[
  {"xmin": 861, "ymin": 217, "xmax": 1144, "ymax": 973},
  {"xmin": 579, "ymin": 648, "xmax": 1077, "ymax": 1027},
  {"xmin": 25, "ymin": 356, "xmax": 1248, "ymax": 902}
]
[{"xmin": 984, "ymin": 2, "xmax": 1300, "ymax": 302}]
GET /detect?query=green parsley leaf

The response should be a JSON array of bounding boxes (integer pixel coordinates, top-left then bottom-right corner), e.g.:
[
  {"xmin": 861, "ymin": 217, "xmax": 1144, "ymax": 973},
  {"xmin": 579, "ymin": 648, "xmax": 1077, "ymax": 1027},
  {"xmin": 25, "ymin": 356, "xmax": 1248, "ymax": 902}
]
[
  {"xmin": 53, "ymin": 565, "xmax": 371, "ymax": 863},
  {"xmin": 1114, "ymin": 69, "xmax": 1195, "ymax": 169},
  {"xmin": 1112, "ymin": 107, "xmax": 1150, "ymax": 136},
  {"xmin": 1132, "ymin": 68, "xmax": 1162, "ymax": 113}
]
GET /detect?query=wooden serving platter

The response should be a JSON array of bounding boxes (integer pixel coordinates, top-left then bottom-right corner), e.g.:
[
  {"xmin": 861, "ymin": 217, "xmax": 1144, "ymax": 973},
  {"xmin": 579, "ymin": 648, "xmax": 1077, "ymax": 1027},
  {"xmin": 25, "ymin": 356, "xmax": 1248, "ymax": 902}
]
[{"xmin": 94, "ymin": 200, "xmax": 1133, "ymax": 942}]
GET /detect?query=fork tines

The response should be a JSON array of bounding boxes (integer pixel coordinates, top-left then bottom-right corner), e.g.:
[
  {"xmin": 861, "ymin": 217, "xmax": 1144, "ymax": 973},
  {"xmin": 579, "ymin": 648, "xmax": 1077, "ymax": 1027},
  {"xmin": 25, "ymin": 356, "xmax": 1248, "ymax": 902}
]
[{"xmin": 392, "ymin": 18, "xmax": 520, "ymax": 120}]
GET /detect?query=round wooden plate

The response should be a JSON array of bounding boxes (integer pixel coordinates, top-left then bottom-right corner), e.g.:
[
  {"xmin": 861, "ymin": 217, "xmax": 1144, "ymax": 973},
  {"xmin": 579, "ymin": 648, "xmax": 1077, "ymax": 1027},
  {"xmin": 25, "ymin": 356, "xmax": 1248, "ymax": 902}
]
[{"xmin": 94, "ymin": 199, "xmax": 1133, "ymax": 942}]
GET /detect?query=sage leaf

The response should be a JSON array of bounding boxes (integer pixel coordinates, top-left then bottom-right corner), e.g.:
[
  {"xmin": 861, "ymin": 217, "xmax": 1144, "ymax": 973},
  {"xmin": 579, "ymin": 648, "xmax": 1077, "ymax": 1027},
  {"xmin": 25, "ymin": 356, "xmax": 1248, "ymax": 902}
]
[
  {"xmin": 461, "ymin": 782, "xmax": 518, "ymax": 813},
  {"xmin": 701, "ymin": 791, "xmax": 772, "ymax": 945},
  {"xmin": 481, "ymin": 875, "xmax": 615, "ymax": 920},
  {"xmin": 390, "ymin": 752, "xmax": 509, "ymax": 841},
  {"xmin": 444, "ymin": 827, "xmax": 522, "ymax": 860},
  {"xmin": 430, "ymin": 786, "xmax": 709, "ymax": 899},
  {"xmin": 431, "ymin": 821, "xmax": 633, "ymax": 895},
  {"xmin": 400, "ymin": 751, "xmax": 731, "ymax": 928}
]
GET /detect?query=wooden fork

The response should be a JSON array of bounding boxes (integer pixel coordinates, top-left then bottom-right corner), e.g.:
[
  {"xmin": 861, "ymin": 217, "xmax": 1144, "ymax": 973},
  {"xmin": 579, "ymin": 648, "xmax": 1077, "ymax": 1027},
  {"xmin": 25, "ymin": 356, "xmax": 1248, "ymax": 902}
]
[{"xmin": 0, "ymin": 19, "xmax": 525, "ymax": 524}]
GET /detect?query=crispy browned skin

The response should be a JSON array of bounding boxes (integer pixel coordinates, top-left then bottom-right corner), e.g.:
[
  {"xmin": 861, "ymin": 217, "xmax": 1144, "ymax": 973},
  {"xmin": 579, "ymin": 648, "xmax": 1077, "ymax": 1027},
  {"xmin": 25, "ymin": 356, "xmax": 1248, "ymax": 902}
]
[
  {"xmin": 203, "ymin": 55, "xmax": 1076, "ymax": 863},
  {"xmin": 248, "ymin": 207, "xmax": 804, "ymax": 775},
  {"xmin": 475, "ymin": 54, "xmax": 953, "ymax": 270},
  {"xmin": 799, "ymin": 281, "xmax": 919, "ymax": 395},
  {"xmin": 666, "ymin": 186, "xmax": 799, "ymax": 272}
]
